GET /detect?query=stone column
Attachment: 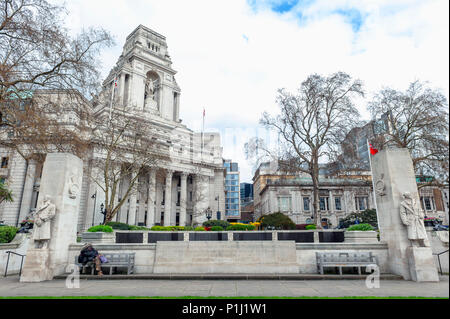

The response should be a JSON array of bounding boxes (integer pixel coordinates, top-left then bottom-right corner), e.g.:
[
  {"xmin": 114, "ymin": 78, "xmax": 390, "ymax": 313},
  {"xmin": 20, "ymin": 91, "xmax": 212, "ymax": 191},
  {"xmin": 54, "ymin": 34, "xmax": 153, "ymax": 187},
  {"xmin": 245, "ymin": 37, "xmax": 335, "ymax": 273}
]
[
  {"xmin": 128, "ymin": 172, "xmax": 138, "ymax": 226},
  {"xmin": 119, "ymin": 72, "xmax": 125, "ymax": 105},
  {"xmin": 372, "ymin": 148, "xmax": 439, "ymax": 282},
  {"xmin": 20, "ymin": 153, "xmax": 83, "ymax": 282},
  {"xmin": 164, "ymin": 170, "xmax": 173, "ymax": 226},
  {"xmin": 146, "ymin": 170, "xmax": 156, "ymax": 227},
  {"xmin": 18, "ymin": 159, "xmax": 37, "ymax": 223},
  {"xmin": 179, "ymin": 172, "xmax": 188, "ymax": 226}
]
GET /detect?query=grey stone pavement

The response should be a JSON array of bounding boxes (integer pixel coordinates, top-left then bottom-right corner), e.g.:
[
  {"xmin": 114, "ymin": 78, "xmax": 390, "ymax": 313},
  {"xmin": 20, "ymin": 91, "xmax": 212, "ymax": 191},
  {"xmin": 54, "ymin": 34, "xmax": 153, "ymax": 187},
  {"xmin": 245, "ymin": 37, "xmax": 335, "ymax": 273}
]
[{"xmin": 0, "ymin": 275, "xmax": 448, "ymax": 298}]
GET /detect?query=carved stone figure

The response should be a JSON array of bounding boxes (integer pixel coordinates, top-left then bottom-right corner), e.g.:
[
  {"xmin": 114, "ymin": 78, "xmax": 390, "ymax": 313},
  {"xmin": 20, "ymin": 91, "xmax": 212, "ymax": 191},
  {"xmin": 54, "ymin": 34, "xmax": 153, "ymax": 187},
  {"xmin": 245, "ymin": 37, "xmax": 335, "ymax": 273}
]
[
  {"xmin": 68, "ymin": 174, "xmax": 80, "ymax": 199},
  {"xmin": 399, "ymin": 192, "xmax": 428, "ymax": 247},
  {"xmin": 33, "ymin": 195, "xmax": 56, "ymax": 249},
  {"xmin": 145, "ymin": 78, "xmax": 156, "ymax": 100}
]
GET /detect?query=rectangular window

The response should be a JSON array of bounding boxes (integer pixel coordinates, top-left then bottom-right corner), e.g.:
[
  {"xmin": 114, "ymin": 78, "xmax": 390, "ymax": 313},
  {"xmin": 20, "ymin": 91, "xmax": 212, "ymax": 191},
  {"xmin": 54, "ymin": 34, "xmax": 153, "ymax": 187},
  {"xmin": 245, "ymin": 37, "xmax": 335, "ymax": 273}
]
[
  {"xmin": 355, "ymin": 196, "xmax": 368, "ymax": 211},
  {"xmin": 1, "ymin": 157, "xmax": 8, "ymax": 168},
  {"xmin": 278, "ymin": 196, "xmax": 292, "ymax": 212},
  {"xmin": 335, "ymin": 197, "xmax": 342, "ymax": 211},
  {"xmin": 303, "ymin": 197, "xmax": 310, "ymax": 211},
  {"xmin": 421, "ymin": 196, "xmax": 435, "ymax": 211},
  {"xmin": 319, "ymin": 197, "xmax": 329, "ymax": 211}
]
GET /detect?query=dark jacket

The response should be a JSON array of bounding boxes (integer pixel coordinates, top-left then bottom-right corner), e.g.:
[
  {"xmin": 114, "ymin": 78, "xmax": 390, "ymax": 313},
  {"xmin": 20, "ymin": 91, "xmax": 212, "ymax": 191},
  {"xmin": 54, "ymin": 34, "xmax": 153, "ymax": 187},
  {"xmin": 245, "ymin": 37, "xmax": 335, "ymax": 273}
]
[{"xmin": 78, "ymin": 247, "xmax": 99, "ymax": 265}]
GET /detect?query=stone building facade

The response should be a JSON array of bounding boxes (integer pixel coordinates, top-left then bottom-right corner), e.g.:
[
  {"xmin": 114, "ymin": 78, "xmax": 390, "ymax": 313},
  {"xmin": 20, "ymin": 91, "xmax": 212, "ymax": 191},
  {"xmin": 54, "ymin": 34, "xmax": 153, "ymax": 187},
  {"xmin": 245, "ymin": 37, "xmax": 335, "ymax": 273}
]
[
  {"xmin": 253, "ymin": 160, "xmax": 449, "ymax": 227},
  {"xmin": 0, "ymin": 25, "xmax": 226, "ymax": 231}
]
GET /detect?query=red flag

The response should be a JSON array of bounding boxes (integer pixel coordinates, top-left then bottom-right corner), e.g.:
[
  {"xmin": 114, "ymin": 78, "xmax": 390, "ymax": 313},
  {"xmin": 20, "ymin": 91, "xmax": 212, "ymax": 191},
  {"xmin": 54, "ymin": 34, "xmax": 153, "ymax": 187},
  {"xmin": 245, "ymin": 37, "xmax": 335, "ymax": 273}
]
[{"xmin": 369, "ymin": 143, "xmax": 378, "ymax": 155}]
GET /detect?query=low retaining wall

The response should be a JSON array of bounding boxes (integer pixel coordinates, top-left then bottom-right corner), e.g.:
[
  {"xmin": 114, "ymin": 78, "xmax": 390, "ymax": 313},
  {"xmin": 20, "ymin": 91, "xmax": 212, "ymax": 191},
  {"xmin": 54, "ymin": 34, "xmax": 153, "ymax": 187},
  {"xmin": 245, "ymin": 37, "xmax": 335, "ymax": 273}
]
[{"xmin": 67, "ymin": 241, "xmax": 390, "ymax": 274}]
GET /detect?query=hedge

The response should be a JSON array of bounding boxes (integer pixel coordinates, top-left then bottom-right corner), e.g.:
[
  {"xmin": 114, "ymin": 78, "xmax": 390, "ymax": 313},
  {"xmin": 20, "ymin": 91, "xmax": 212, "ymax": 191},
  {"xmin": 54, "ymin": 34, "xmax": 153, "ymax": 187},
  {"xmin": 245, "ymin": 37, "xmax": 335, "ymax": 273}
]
[
  {"xmin": 0, "ymin": 226, "xmax": 18, "ymax": 243},
  {"xmin": 210, "ymin": 226, "xmax": 224, "ymax": 231},
  {"xmin": 226, "ymin": 224, "xmax": 255, "ymax": 231},
  {"xmin": 87, "ymin": 225, "xmax": 113, "ymax": 233},
  {"xmin": 202, "ymin": 220, "xmax": 230, "ymax": 228},
  {"xmin": 106, "ymin": 222, "xmax": 130, "ymax": 230},
  {"xmin": 347, "ymin": 223, "xmax": 374, "ymax": 231},
  {"xmin": 305, "ymin": 224, "xmax": 316, "ymax": 230}
]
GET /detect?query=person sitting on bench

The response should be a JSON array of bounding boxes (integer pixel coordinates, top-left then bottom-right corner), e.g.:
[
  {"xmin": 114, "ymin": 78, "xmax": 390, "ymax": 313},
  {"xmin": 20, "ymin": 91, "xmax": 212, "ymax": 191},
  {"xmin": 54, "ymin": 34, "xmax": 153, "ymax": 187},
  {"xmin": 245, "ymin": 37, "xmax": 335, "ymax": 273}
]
[{"xmin": 78, "ymin": 243, "xmax": 103, "ymax": 276}]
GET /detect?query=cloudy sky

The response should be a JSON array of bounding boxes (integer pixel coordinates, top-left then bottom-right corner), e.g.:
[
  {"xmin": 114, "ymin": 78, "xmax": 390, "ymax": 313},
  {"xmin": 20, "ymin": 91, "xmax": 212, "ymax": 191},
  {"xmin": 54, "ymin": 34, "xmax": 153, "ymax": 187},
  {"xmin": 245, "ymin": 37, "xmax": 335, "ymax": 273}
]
[{"xmin": 59, "ymin": 0, "xmax": 449, "ymax": 182}]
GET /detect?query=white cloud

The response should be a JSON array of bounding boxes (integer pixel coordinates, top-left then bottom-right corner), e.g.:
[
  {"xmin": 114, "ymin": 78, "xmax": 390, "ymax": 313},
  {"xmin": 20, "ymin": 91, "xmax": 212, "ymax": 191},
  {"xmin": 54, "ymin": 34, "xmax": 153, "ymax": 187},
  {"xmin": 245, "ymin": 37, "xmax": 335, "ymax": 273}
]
[{"xmin": 57, "ymin": 0, "xmax": 448, "ymax": 182}]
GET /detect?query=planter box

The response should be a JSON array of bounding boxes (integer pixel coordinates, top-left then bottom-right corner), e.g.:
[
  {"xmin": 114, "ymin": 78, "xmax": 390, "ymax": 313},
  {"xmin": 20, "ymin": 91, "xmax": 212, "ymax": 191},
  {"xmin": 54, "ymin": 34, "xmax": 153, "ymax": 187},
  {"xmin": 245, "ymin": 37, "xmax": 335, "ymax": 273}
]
[
  {"xmin": 81, "ymin": 232, "xmax": 115, "ymax": 244},
  {"xmin": 344, "ymin": 231, "xmax": 378, "ymax": 243}
]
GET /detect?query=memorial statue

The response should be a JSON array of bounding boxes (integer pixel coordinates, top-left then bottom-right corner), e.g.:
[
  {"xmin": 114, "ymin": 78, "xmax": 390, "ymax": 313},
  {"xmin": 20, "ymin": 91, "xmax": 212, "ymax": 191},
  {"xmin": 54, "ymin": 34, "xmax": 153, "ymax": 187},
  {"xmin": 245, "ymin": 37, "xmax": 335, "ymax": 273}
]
[
  {"xmin": 399, "ymin": 192, "xmax": 429, "ymax": 247},
  {"xmin": 32, "ymin": 195, "xmax": 56, "ymax": 249}
]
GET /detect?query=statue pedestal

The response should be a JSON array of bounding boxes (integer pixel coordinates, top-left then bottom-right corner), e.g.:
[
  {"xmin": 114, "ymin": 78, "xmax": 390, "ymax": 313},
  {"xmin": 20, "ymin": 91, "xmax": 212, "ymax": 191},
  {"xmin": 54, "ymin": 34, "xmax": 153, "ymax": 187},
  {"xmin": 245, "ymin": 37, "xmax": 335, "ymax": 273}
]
[
  {"xmin": 372, "ymin": 148, "xmax": 439, "ymax": 282},
  {"xmin": 20, "ymin": 249, "xmax": 52, "ymax": 282},
  {"xmin": 144, "ymin": 98, "xmax": 159, "ymax": 114},
  {"xmin": 407, "ymin": 247, "xmax": 440, "ymax": 282}
]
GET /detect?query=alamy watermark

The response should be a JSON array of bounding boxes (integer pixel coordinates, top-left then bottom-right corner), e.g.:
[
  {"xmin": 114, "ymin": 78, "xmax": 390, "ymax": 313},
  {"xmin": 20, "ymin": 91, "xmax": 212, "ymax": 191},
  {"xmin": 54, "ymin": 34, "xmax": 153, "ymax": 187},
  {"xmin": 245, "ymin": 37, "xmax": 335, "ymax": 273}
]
[
  {"xmin": 365, "ymin": 264, "xmax": 380, "ymax": 289},
  {"xmin": 65, "ymin": 264, "xmax": 80, "ymax": 289}
]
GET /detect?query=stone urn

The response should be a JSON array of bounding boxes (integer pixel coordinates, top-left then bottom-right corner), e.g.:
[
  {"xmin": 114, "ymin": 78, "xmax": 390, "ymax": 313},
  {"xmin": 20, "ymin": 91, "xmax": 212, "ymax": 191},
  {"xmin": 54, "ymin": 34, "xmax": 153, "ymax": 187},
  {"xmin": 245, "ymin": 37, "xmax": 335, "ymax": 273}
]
[
  {"xmin": 81, "ymin": 231, "xmax": 115, "ymax": 244},
  {"xmin": 344, "ymin": 230, "xmax": 379, "ymax": 243}
]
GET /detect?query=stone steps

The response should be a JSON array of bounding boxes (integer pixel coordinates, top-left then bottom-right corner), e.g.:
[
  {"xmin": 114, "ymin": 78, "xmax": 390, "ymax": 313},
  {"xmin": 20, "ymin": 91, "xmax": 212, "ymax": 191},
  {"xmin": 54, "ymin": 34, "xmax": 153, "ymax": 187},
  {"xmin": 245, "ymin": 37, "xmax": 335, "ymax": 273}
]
[{"xmin": 54, "ymin": 273, "xmax": 403, "ymax": 280}]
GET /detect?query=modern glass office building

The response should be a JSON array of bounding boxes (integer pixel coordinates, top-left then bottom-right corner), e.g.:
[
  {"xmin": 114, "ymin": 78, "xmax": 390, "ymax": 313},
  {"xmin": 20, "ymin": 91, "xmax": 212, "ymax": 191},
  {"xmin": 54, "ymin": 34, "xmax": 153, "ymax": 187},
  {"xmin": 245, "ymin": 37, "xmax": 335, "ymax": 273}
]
[
  {"xmin": 240, "ymin": 183, "xmax": 253, "ymax": 204},
  {"xmin": 224, "ymin": 160, "xmax": 240, "ymax": 220}
]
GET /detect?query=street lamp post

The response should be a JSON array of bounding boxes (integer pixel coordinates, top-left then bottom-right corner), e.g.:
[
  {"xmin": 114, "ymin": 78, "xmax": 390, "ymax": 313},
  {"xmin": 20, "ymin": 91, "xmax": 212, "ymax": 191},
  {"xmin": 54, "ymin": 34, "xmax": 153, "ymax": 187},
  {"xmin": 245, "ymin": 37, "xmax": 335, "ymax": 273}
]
[
  {"xmin": 215, "ymin": 196, "xmax": 221, "ymax": 220},
  {"xmin": 205, "ymin": 207, "xmax": 212, "ymax": 221}
]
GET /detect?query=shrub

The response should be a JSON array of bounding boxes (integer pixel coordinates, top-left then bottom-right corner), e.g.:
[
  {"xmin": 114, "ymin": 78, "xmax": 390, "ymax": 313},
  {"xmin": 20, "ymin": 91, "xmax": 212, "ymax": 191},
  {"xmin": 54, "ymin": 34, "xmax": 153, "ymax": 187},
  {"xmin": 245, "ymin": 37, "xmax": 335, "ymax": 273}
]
[
  {"xmin": 295, "ymin": 224, "xmax": 310, "ymax": 230},
  {"xmin": 260, "ymin": 212, "xmax": 296, "ymax": 230},
  {"xmin": 0, "ymin": 226, "xmax": 18, "ymax": 243},
  {"xmin": 128, "ymin": 225, "xmax": 151, "ymax": 231},
  {"xmin": 106, "ymin": 222, "xmax": 130, "ymax": 230},
  {"xmin": 210, "ymin": 226, "xmax": 224, "ymax": 231},
  {"xmin": 150, "ymin": 225, "xmax": 184, "ymax": 231},
  {"xmin": 87, "ymin": 225, "xmax": 113, "ymax": 233},
  {"xmin": 305, "ymin": 224, "xmax": 316, "ymax": 230},
  {"xmin": 347, "ymin": 223, "xmax": 374, "ymax": 231},
  {"xmin": 184, "ymin": 226, "xmax": 194, "ymax": 231},
  {"xmin": 195, "ymin": 226, "xmax": 206, "ymax": 231},
  {"xmin": 202, "ymin": 220, "xmax": 230, "ymax": 228},
  {"xmin": 226, "ymin": 224, "xmax": 255, "ymax": 231}
]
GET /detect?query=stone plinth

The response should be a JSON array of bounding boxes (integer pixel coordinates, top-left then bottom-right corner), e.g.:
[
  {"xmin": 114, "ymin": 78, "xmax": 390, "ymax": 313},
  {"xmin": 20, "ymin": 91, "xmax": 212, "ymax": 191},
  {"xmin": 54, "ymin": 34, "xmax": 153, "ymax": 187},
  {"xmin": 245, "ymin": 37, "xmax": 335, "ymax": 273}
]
[
  {"xmin": 407, "ymin": 247, "xmax": 440, "ymax": 282},
  {"xmin": 371, "ymin": 148, "xmax": 438, "ymax": 282},
  {"xmin": 19, "ymin": 249, "xmax": 52, "ymax": 282},
  {"xmin": 20, "ymin": 153, "xmax": 83, "ymax": 282}
]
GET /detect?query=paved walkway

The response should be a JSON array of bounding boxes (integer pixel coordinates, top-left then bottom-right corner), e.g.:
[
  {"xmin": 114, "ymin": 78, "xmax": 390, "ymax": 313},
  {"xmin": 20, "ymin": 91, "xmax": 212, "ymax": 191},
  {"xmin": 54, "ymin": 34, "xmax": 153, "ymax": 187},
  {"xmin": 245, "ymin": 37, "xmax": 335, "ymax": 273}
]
[{"xmin": 0, "ymin": 275, "xmax": 448, "ymax": 298}]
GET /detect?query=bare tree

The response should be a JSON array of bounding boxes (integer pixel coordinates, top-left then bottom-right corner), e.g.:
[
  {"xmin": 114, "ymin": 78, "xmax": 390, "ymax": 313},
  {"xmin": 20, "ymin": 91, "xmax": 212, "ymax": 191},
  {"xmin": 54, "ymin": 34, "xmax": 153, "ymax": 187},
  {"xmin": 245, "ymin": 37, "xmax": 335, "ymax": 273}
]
[
  {"xmin": 88, "ymin": 103, "xmax": 169, "ymax": 225},
  {"xmin": 368, "ymin": 80, "xmax": 449, "ymax": 187},
  {"xmin": 0, "ymin": 0, "xmax": 113, "ymax": 162},
  {"xmin": 253, "ymin": 72, "xmax": 364, "ymax": 228}
]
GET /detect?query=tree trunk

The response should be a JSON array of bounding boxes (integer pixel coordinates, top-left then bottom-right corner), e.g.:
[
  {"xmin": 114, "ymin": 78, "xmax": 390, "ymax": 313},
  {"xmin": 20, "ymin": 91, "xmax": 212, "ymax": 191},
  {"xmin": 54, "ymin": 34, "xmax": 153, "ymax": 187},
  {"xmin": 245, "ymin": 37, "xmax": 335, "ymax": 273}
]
[{"xmin": 311, "ymin": 159, "xmax": 322, "ymax": 229}]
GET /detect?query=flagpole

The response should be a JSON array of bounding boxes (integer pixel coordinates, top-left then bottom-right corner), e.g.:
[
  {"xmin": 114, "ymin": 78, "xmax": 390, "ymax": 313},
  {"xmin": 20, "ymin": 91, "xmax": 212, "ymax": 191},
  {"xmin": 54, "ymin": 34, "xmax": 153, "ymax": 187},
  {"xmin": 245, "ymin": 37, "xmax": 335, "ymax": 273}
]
[
  {"xmin": 201, "ymin": 108, "xmax": 205, "ymax": 162},
  {"xmin": 367, "ymin": 139, "xmax": 381, "ymax": 235}
]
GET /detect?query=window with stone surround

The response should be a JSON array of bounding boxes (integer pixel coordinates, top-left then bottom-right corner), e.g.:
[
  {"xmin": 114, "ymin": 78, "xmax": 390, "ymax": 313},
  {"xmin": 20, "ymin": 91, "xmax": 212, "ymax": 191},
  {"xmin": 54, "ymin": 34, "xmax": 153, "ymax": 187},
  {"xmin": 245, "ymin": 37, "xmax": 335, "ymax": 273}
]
[
  {"xmin": 355, "ymin": 196, "xmax": 368, "ymax": 211},
  {"xmin": 319, "ymin": 197, "xmax": 329, "ymax": 211},
  {"xmin": 278, "ymin": 196, "xmax": 292, "ymax": 212},
  {"xmin": 303, "ymin": 197, "xmax": 310, "ymax": 211},
  {"xmin": 420, "ymin": 196, "xmax": 435, "ymax": 211},
  {"xmin": 334, "ymin": 197, "xmax": 342, "ymax": 211}
]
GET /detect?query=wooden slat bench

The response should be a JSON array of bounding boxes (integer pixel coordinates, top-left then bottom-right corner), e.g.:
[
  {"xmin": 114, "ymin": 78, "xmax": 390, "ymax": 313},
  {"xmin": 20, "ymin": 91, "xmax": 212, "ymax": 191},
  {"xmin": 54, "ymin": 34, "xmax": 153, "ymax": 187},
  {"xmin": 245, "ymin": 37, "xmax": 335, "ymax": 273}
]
[
  {"xmin": 316, "ymin": 252, "xmax": 377, "ymax": 275},
  {"xmin": 75, "ymin": 253, "xmax": 135, "ymax": 275}
]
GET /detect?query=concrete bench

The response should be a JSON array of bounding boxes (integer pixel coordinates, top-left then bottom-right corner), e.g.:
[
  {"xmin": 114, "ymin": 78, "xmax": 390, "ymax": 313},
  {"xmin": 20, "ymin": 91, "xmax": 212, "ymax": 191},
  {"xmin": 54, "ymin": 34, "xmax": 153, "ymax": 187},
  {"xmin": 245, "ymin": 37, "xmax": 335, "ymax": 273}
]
[
  {"xmin": 316, "ymin": 252, "xmax": 377, "ymax": 275},
  {"xmin": 75, "ymin": 253, "xmax": 135, "ymax": 275}
]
